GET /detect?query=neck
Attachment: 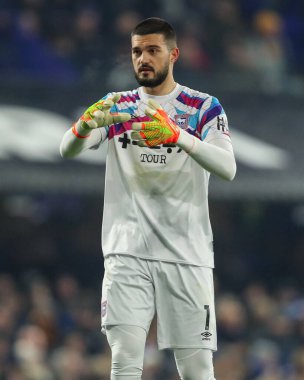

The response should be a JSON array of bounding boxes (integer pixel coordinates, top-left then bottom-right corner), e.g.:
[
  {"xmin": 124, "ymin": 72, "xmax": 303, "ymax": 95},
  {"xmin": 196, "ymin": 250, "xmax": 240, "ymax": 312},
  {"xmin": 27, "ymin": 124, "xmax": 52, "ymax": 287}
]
[{"xmin": 142, "ymin": 77, "xmax": 176, "ymax": 96}]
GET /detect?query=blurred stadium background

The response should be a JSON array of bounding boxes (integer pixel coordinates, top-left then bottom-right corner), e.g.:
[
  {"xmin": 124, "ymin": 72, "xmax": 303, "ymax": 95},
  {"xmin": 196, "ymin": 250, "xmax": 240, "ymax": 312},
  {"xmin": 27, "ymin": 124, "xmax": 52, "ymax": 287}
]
[{"xmin": 1, "ymin": 0, "xmax": 304, "ymax": 379}]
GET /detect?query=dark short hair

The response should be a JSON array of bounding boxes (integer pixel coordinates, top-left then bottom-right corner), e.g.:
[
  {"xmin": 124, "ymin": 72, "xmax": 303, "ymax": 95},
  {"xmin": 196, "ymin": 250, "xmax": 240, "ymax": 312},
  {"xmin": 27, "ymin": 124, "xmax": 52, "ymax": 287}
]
[{"xmin": 131, "ymin": 17, "xmax": 177, "ymax": 49}]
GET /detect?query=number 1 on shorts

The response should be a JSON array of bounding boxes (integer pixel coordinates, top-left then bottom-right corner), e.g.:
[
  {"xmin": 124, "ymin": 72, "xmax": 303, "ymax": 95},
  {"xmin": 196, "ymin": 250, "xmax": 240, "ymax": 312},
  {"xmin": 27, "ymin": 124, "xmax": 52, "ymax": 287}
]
[{"xmin": 204, "ymin": 305, "xmax": 210, "ymax": 330}]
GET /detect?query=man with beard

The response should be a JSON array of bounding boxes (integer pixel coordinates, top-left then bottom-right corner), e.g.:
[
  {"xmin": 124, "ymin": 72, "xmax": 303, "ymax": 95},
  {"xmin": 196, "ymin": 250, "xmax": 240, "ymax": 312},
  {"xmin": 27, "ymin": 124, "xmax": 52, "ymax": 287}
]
[{"xmin": 60, "ymin": 17, "xmax": 236, "ymax": 380}]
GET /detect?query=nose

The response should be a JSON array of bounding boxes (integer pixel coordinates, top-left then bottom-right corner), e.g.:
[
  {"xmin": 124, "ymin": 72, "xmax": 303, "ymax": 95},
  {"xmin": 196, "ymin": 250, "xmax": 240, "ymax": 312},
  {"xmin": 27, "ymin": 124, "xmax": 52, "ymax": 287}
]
[{"xmin": 139, "ymin": 50, "xmax": 150, "ymax": 65}]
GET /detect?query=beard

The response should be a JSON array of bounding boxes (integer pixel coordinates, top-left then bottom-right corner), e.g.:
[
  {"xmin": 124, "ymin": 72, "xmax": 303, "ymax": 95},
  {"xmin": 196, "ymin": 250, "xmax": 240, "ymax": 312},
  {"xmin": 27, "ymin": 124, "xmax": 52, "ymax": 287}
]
[{"xmin": 134, "ymin": 63, "xmax": 169, "ymax": 87}]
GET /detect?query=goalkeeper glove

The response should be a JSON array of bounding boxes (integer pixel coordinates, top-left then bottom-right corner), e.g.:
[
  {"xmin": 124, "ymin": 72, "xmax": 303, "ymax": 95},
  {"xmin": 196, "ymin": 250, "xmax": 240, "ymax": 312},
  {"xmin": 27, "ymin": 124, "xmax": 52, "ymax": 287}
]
[
  {"xmin": 79, "ymin": 93, "xmax": 131, "ymax": 130},
  {"xmin": 131, "ymin": 99, "xmax": 180, "ymax": 147}
]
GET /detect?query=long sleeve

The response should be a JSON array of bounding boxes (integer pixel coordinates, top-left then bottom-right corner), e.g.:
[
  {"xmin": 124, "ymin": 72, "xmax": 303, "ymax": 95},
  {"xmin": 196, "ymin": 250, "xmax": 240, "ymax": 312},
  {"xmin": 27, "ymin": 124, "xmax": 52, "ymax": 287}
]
[
  {"xmin": 59, "ymin": 124, "xmax": 107, "ymax": 158},
  {"xmin": 177, "ymin": 129, "xmax": 237, "ymax": 181}
]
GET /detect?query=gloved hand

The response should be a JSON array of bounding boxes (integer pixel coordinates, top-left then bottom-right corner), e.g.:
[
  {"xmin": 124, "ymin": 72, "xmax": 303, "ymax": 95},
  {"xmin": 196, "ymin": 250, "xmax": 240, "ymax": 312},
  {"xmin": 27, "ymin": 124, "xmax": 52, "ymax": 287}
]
[
  {"xmin": 131, "ymin": 99, "xmax": 180, "ymax": 147},
  {"xmin": 79, "ymin": 93, "xmax": 131, "ymax": 130}
]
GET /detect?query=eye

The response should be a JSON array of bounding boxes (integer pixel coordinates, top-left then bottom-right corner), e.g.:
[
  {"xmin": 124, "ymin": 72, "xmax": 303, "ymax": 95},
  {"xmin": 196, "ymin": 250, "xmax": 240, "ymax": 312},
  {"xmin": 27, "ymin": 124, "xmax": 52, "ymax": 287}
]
[{"xmin": 132, "ymin": 49, "xmax": 141, "ymax": 57}]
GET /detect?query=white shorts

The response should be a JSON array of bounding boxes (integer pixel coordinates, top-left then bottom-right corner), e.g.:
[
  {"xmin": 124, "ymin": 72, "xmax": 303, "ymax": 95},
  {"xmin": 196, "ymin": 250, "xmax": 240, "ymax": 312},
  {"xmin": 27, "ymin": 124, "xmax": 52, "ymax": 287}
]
[{"xmin": 101, "ymin": 254, "xmax": 217, "ymax": 351}]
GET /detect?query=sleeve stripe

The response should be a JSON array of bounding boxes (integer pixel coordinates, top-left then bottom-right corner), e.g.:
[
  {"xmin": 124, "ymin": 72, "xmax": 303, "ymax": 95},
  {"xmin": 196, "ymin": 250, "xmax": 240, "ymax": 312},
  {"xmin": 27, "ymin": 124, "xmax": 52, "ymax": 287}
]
[
  {"xmin": 177, "ymin": 91, "xmax": 208, "ymax": 109},
  {"xmin": 198, "ymin": 104, "xmax": 223, "ymax": 135}
]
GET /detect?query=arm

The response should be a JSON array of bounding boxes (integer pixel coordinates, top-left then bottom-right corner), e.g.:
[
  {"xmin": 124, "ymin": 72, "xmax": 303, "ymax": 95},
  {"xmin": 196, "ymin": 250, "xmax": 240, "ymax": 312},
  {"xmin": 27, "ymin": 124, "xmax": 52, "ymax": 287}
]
[
  {"xmin": 60, "ymin": 124, "xmax": 106, "ymax": 158},
  {"xmin": 131, "ymin": 99, "xmax": 236, "ymax": 181},
  {"xmin": 176, "ymin": 129, "xmax": 236, "ymax": 181},
  {"xmin": 60, "ymin": 93, "xmax": 131, "ymax": 158}
]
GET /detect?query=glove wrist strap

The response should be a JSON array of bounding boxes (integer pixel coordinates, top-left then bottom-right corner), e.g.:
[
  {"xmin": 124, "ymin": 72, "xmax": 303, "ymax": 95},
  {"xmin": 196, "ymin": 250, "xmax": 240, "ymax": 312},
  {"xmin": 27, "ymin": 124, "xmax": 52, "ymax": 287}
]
[{"xmin": 72, "ymin": 123, "xmax": 91, "ymax": 139}]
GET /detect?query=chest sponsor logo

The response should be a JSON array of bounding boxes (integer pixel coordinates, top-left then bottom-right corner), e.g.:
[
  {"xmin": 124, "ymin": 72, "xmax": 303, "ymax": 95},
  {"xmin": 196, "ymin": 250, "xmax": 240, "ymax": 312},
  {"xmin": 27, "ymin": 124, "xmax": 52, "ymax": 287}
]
[
  {"xmin": 118, "ymin": 132, "xmax": 182, "ymax": 166},
  {"xmin": 140, "ymin": 153, "xmax": 167, "ymax": 164},
  {"xmin": 174, "ymin": 114, "xmax": 189, "ymax": 129}
]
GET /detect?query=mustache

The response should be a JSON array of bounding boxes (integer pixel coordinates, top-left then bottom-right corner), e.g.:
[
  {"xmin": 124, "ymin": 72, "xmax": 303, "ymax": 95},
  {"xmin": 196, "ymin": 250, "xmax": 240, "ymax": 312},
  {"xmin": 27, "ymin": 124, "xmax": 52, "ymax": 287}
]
[{"xmin": 138, "ymin": 65, "xmax": 154, "ymax": 72}]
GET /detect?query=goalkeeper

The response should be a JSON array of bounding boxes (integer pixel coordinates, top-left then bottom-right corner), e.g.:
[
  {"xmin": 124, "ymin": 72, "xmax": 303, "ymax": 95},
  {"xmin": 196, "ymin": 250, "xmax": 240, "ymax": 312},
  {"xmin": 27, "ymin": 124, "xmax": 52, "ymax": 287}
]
[{"xmin": 60, "ymin": 17, "xmax": 236, "ymax": 380}]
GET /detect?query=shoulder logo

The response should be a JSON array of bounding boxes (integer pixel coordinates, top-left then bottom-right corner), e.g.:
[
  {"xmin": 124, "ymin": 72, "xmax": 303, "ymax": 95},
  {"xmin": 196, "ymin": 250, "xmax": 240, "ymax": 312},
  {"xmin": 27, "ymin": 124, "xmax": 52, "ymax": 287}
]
[
  {"xmin": 174, "ymin": 114, "xmax": 189, "ymax": 129},
  {"xmin": 217, "ymin": 116, "xmax": 230, "ymax": 136}
]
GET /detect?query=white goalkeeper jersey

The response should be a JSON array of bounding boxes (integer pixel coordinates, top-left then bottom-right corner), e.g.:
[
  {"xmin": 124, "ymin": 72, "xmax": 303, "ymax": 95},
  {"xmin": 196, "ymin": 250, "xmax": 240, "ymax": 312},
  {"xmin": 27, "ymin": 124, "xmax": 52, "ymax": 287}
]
[{"xmin": 94, "ymin": 84, "xmax": 231, "ymax": 267}]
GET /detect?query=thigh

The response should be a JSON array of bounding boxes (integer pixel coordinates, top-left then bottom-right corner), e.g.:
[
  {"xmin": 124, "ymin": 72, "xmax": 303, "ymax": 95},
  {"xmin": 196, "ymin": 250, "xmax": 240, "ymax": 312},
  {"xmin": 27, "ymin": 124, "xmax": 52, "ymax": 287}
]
[
  {"xmin": 153, "ymin": 262, "xmax": 217, "ymax": 351},
  {"xmin": 101, "ymin": 255, "xmax": 155, "ymax": 333}
]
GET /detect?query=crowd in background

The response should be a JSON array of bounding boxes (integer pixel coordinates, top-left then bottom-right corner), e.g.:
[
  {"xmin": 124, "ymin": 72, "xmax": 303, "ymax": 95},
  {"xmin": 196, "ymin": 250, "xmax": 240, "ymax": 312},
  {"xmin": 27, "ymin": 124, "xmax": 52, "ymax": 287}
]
[
  {"xmin": 1, "ymin": 271, "xmax": 304, "ymax": 379},
  {"xmin": 1, "ymin": 195, "xmax": 304, "ymax": 379},
  {"xmin": 1, "ymin": 0, "xmax": 304, "ymax": 92}
]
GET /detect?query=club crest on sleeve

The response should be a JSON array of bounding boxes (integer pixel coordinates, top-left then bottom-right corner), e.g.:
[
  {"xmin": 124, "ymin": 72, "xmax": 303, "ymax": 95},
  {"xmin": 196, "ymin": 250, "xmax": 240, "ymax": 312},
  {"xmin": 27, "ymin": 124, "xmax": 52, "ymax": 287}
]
[{"xmin": 174, "ymin": 114, "xmax": 189, "ymax": 129}]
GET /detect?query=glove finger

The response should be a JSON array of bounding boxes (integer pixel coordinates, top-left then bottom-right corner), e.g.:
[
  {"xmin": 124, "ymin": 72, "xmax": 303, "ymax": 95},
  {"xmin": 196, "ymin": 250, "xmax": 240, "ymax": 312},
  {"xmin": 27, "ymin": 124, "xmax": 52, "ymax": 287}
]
[
  {"xmin": 90, "ymin": 100, "xmax": 105, "ymax": 113},
  {"xmin": 91, "ymin": 110, "xmax": 105, "ymax": 126},
  {"xmin": 145, "ymin": 106, "xmax": 158, "ymax": 119},
  {"xmin": 131, "ymin": 131, "xmax": 142, "ymax": 140},
  {"xmin": 111, "ymin": 93, "xmax": 121, "ymax": 104},
  {"xmin": 138, "ymin": 131, "xmax": 148, "ymax": 139},
  {"xmin": 92, "ymin": 109, "xmax": 104, "ymax": 119},
  {"xmin": 100, "ymin": 99, "xmax": 114, "ymax": 112},
  {"xmin": 132, "ymin": 121, "xmax": 160, "ymax": 131},
  {"xmin": 148, "ymin": 98, "xmax": 162, "ymax": 111},
  {"xmin": 103, "ymin": 92, "xmax": 121, "ymax": 108},
  {"xmin": 111, "ymin": 113, "xmax": 131, "ymax": 124},
  {"xmin": 85, "ymin": 119, "xmax": 98, "ymax": 129},
  {"xmin": 132, "ymin": 136, "xmax": 160, "ymax": 148},
  {"xmin": 137, "ymin": 140, "xmax": 148, "ymax": 147},
  {"xmin": 132, "ymin": 121, "xmax": 146, "ymax": 131}
]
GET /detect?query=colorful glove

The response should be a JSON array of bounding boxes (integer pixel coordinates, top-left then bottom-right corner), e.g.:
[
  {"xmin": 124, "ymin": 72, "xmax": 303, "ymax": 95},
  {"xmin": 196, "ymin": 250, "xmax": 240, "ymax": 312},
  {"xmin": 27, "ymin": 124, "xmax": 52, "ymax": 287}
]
[
  {"xmin": 131, "ymin": 99, "xmax": 180, "ymax": 147},
  {"xmin": 80, "ymin": 93, "xmax": 131, "ymax": 130}
]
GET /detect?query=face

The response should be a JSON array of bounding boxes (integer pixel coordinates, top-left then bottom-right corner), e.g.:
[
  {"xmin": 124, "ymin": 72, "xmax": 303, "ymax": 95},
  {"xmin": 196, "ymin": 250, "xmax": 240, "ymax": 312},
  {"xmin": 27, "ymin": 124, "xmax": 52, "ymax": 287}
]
[{"xmin": 131, "ymin": 33, "xmax": 175, "ymax": 87}]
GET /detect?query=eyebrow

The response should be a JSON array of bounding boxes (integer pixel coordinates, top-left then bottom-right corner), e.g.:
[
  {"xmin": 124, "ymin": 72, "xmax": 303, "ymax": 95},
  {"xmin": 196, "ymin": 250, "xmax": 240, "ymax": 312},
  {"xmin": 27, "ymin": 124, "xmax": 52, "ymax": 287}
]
[{"xmin": 132, "ymin": 45, "xmax": 161, "ymax": 51}]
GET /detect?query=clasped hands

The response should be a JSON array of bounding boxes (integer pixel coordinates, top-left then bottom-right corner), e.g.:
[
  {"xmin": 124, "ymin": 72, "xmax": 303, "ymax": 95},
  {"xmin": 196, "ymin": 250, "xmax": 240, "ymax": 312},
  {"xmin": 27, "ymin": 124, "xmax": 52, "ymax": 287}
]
[{"xmin": 79, "ymin": 93, "xmax": 180, "ymax": 147}]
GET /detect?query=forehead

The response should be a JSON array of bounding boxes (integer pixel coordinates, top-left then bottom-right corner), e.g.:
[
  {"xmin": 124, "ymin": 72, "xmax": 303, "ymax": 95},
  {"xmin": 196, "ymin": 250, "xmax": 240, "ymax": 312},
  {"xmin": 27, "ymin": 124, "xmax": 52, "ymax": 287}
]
[{"xmin": 131, "ymin": 33, "xmax": 167, "ymax": 49}]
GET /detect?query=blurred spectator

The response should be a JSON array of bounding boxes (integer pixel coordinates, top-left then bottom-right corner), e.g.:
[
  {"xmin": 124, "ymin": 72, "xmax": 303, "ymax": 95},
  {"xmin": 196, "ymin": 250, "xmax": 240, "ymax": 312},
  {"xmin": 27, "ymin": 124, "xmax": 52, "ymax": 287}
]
[
  {"xmin": 226, "ymin": 9, "xmax": 289, "ymax": 93},
  {"xmin": 216, "ymin": 293, "xmax": 248, "ymax": 342},
  {"xmin": 214, "ymin": 342, "xmax": 248, "ymax": 380},
  {"xmin": 51, "ymin": 332, "xmax": 89, "ymax": 380},
  {"xmin": 247, "ymin": 338, "xmax": 285, "ymax": 380},
  {"xmin": 177, "ymin": 31, "xmax": 211, "ymax": 72},
  {"xmin": 13, "ymin": 325, "xmax": 54, "ymax": 380},
  {"xmin": 71, "ymin": 7, "xmax": 106, "ymax": 81},
  {"xmin": 106, "ymin": 10, "xmax": 142, "ymax": 89},
  {"xmin": 205, "ymin": 0, "xmax": 245, "ymax": 69},
  {"xmin": 0, "ymin": 0, "xmax": 303, "ymax": 90},
  {"xmin": 9, "ymin": 7, "xmax": 78, "ymax": 83},
  {"xmin": 289, "ymin": 346, "xmax": 304, "ymax": 380}
]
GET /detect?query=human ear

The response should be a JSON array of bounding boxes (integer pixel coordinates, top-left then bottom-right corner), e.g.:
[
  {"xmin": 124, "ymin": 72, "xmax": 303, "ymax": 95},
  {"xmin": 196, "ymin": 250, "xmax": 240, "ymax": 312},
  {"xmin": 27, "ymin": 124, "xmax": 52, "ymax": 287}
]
[{"xmin": 171, "ymin": 47, "xmax": 180, "ymax": 63}]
